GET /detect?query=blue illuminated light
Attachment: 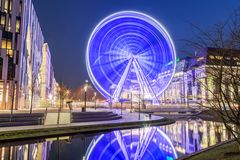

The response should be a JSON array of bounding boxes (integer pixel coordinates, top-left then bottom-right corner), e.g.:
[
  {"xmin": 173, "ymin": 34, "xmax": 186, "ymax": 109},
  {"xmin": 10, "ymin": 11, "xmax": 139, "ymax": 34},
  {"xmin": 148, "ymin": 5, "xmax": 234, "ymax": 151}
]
[
  {"xmin": 86, "ymin": 11, "xmax": 176, "ymax": 102},
  {"xmin": 85, "ymin": 127, "xmax": 178, "ymax": 160}
]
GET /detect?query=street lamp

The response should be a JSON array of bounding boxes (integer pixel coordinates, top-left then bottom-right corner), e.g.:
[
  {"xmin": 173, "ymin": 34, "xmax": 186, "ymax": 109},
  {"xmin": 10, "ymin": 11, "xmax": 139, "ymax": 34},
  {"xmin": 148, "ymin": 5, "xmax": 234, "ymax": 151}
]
[
  {"xmin": 94, "ymin": 92, "xmax": 97, "ymax": 110},
  {"xmin": 121, "ymin": 101, "xmax": 123, "ymax": 115},
  {"xmin": 130, "ymin": 88, "xmax": 133, "ymax": 113},
  {"xmin": 138, "ymin": 91, "xmax": 141, "ymax": 120},
  {"xmin": 83, "ymin": 80, "xmax": 88, "ymax": 112}
]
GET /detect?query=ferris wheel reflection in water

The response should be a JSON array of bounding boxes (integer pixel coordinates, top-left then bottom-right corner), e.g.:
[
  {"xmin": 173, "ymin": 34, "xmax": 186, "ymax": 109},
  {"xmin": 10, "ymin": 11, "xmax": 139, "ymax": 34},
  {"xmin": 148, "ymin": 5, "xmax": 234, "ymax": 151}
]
[{"xmin": 85, "ymin": 127, "xmax": 178, "ymax": 160}]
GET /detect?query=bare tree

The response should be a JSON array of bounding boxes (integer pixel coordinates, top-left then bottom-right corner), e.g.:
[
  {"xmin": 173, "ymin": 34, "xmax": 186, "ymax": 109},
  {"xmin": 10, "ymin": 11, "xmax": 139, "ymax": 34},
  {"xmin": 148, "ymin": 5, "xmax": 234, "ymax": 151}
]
[
  {"xmin": 57, "ymin": 82, "xmax": 70, "ymax": 124},
  {"xmin": 185, "ymin": 10, "xmax": 240, "ymax": 148},
  {"xmin": 30, "ymin": 69, "xmax": 40, "ymax": 114},
  {"xmin": 57, "ymin": 82, "xmax": 68, "ymax": 110}
]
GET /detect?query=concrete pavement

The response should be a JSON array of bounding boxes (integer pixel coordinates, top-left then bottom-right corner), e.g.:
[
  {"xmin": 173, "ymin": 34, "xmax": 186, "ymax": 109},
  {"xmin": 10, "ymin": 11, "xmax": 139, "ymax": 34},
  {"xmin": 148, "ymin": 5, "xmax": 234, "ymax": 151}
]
[{"xmin": 0, "ymin": 109, "xmax": 175, "ymax": 141}]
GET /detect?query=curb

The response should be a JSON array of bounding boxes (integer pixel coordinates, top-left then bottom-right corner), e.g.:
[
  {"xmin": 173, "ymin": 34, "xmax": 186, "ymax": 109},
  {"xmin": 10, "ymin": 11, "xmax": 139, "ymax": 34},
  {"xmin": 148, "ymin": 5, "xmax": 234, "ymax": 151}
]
[{"xmin": 0, "ymin": 118, "xmax": 175, "ymax": 142}]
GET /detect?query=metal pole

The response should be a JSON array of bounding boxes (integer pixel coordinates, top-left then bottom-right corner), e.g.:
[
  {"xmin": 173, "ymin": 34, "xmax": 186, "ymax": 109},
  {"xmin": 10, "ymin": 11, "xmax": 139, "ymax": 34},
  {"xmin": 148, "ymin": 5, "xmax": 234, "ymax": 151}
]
[
  {"xmin": 121, "ymin": 102, "xmax": 123, "ymax": 115},
  {"xmin": 130, "ymin": 91, "xmax": 132, "ymax": 113},
  {"xmin": 83, "ymin": 91, "xmax": 86, "ymax": 112},
  {"xmin": 139, "ymin": 91, "xmax": 141, "ymax": 120},
  {"xmin": 10, "ymin": 81, "xmax": 15, "ymax": 122},
  {"xmin": 94, "ymin": 97, "xmax": 96, "ymax": 110}
]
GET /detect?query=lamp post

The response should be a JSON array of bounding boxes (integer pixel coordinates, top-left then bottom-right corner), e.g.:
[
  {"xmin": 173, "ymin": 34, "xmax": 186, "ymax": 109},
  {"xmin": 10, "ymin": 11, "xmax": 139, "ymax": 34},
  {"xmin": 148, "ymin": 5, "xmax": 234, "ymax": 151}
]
[
  {"xmin": 120, "ymin": 101, "xmax": 123, "ymax": 115},
  {"xmin": 83, "ymin": 80, "xmax": 88, "ymax": 112},
  {"xmin": 94, "ymin": 92, "xmax": 97, "ymax": 110},
  {"xmin": 138, "ymin": 91, "xmax": 141, "ymax": 120},
  {"xmin": 130, "ymin": 89, "xmax": 133, "ymax": 113},
  {"xmin": 109, "ymin": 85, "xmax": 114, "ymax": 111}
]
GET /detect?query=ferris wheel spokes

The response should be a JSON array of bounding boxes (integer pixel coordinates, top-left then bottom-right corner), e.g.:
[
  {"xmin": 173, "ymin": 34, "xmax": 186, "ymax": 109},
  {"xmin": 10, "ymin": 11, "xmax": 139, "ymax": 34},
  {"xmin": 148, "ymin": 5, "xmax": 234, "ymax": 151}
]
[
  {"xmin": 114, "ymin": 131, "xmax": 130, "ymax": 160},
  {"xmin": 134, "ymin": 127, "xmax": 156, "ymax": 160},
  {"xmin": 112, "ymin": 58, "xmax": 133, "ymax": 101},
  {"xmin": 133, "ymin": 58, "xmax": 159, "ymax": 104}
]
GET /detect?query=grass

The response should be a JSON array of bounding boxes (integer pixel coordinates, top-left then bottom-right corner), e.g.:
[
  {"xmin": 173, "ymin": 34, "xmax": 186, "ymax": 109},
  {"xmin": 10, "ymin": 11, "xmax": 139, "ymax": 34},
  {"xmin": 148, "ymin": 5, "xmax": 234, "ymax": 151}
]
[{"xmin": 186, "ymin": 141, "xmax": 240, "ymax": 160}]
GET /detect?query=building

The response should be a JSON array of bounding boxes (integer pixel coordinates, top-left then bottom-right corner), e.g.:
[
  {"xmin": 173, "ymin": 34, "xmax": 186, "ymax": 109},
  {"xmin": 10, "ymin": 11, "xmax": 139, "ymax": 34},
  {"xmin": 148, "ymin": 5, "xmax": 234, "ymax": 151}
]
[
  {"xmin": 160, "ymin": 47, "xmax": 240, "ymax": 107},
  {"xmin": 0, "ymin": 0, "xmax": 56, "ymax": 110},
  {"xmin": 40, "ymin": 43, "xmax": 55, "ymax": 107},
  {"xmin": 0, "ymin": 0, "xmax": 25, "ymax": 110}
]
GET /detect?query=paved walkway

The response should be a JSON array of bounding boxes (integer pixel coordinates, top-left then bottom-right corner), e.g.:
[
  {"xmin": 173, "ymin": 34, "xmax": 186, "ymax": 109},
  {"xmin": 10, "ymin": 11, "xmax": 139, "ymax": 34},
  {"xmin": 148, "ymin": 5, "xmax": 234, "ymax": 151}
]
[{"xmin": 0, "ymin": 109, "xmax": 174, "ymax": 141}]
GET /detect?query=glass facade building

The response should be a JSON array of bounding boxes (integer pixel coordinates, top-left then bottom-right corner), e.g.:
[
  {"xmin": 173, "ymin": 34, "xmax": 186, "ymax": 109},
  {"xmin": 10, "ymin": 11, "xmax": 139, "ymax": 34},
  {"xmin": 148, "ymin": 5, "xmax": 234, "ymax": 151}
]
[{"xmin": 0, "ymin": 0, "xmax": 57, "ymax": 110}]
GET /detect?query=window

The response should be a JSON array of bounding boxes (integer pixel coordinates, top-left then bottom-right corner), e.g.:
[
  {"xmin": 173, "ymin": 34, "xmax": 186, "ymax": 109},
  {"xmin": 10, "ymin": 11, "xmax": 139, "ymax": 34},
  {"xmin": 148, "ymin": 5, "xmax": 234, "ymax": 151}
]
[
  {"xmin": 7, "ymin": 16, "xmax": 11, "ymax": 31},
  {"xmin": 2, "ymin": 31, "xmax": 12, "ymax": 47},
  {"xmin": 0, "ymin": 57, "xmax": 3, "ymax": 79},
  {"xmin": 9, "ymin": 0, "xmax": 12, "ymax": 12},
  {"xmin": 7, "ymin": 49, "xmax": 13, "ymax": 57},
  {"xmin": 4, "ymin": 0, "xmax": 9, "ymax": 12},
  {"xmin": 187, "ymin": 81, "xmax": 192, "ymax": 96},
  {"xmin": 0, "ymin": 15, "xmax": 6, "ymax": 26},
  {"xmin": 7, "ymin": 58, "xmax": 15, "ymax": 80},
  {"xmin": 18, "ymin": 1, "xmax": 22, "ymax": 15},
  {"xmin": 1, "ymin": 39, "xmax": 12, "ymax": 50},
  {"xmin": 16, "ymin": 19, "xmax": 21, "ymax": 32},
  {"xmin": 1, "ymin": 38, "xmax": 7, "ymax": 48},
  {"xmin": 6, "ymin": 39, "xmax": 11, "ymax": 49},
  {"xmin": 197, "ymin": 81, "xmax": 201, "ymax": 96}
]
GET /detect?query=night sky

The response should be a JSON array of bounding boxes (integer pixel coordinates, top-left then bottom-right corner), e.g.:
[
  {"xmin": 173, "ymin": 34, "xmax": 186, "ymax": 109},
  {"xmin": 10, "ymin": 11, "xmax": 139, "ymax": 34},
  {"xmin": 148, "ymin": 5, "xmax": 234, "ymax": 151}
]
[{"xmin": 33, "ymin": 0, "xmax": 240, "ymax": 89}]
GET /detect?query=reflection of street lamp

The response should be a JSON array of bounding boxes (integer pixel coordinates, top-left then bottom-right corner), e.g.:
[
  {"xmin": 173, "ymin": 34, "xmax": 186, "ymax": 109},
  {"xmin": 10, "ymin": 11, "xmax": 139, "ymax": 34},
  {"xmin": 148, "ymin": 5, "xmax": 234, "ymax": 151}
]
[
  {"xmin": 94, "ymin": 92, "xmax": 97, "ymax": 110},
  {"xmin": 83, "ymin": 80, "xmax": 88, "ymax": 112}
]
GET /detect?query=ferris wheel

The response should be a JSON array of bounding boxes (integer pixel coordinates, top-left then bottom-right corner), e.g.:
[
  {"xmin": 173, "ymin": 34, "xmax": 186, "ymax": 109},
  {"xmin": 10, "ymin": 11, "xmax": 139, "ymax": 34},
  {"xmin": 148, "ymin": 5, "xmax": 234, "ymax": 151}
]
[{"xmin": 86, "ymin": 11, "xmax": 176, "ymax": 102}]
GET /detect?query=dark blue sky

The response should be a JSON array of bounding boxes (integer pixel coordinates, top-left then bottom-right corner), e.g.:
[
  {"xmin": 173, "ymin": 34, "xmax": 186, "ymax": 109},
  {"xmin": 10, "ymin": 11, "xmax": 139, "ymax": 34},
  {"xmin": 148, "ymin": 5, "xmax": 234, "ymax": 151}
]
[{"xmin": 33, "ymin": 0, "xmax": 240, "ymax": 89}]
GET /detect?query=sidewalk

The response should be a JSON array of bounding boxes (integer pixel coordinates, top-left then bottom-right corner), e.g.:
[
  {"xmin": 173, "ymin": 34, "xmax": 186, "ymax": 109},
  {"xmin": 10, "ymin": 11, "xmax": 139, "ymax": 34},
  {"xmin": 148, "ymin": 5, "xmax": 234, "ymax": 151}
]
[{"xmin": 0, "ymin": 109, "xmax": 175, "ymax": 141}]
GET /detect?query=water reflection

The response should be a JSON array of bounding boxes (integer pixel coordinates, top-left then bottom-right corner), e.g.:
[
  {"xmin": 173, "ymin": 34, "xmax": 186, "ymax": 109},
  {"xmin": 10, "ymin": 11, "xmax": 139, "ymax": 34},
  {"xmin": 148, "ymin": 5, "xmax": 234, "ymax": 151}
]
[
  {"xmin": 162, "ymin": 119, "xmax": 232, "ymax": 156},
  {"xmin": 85, "ymin": 127, "xmax": 177, "ymax": 160},
  {"xmin": 0, "ymin": 119, "xmax": 232, "ymax": 160},
  {"xmin": 0, "ymin": 140, "xmax": 52, "ymax": 160}
]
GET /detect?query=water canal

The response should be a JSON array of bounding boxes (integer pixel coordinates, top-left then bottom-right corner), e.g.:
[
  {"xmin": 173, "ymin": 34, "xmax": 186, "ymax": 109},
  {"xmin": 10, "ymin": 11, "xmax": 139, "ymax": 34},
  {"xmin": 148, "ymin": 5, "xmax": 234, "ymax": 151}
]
[{"xmin": 0, "ymin": 119, "xmax": 232, "ymax": 160}]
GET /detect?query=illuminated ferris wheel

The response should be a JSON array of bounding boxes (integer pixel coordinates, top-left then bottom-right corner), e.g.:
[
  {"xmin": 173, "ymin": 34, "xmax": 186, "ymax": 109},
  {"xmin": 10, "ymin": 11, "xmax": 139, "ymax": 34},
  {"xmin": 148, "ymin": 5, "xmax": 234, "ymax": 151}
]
[{"xmin": 86, "ymin": 11, "xmax": 176, "ymax": 102}]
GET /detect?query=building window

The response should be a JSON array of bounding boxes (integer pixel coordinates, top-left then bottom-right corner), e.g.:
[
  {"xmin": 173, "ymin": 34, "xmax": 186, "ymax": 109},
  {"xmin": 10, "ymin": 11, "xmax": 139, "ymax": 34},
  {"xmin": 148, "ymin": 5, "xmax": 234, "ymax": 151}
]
[
  {"xmin": 197, "ymin": 81, "xmax": 201, "ymax": 97},
  {"xmin": 2, "ymin": 38, "xmax": 12, "ymax": 50},
  {"xmin": 7, "ymin": 58, "xmax": 15, "ymax": 80},
  {"xmin": 7, "ymin": 16, "xmax": 11, "ymax": 31},
  {"xmin": 187, "ymin": 81, "xmax": 192, "ymax": 96},
  {"xmin": 6, "ymin": 39, "xmax": 11, "ymax": 49},
  {"xmin": 1, "ymin": 38, "xmax": 7, "ymax": 48},
  {"xmin": 0, "ymin": 15, "xmax": 6, "ymax": 27},
  {"xmin": 0, "ymin": 57, "xmax": 3, "ymax": 79},
  {"xmin": 0, "ymin": 81, "xmax": 3, "ymax": 109},
  {"xmin": 213, "ymin": 78, "xmax": 220, "ymax": 94},
  {"xmin": 16, "ymin": 19, "xmax": 21, "ymax": 33},
  {"xmin": 18, "ymin": 1, "xmax": 22, "ymax": 15},
  {"xmin": 7, "ymin": 49, "xmax": 13, "ymax": 57},
  {"xmin": 4, "ymin": 0, "xmax": 9, "ymax": 12},
  {"xmin": 1, "ymin": 31, "xmax": 13, "ymax": 50},
  {"xmin": 9, "ymin": 0, "xmax": 12, "ymax": 12}
]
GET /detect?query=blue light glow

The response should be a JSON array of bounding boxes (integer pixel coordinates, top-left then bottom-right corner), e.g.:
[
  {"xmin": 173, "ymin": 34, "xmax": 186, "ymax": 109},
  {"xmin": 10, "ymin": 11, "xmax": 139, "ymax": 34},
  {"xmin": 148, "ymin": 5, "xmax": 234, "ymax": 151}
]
[
  {"xmin": 85, "ymin": 127, "xmax": 178, "ymax": 160},
  {"xmin": 86, "ymin": 11, "xmax": 176, "ymax": 102}
]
